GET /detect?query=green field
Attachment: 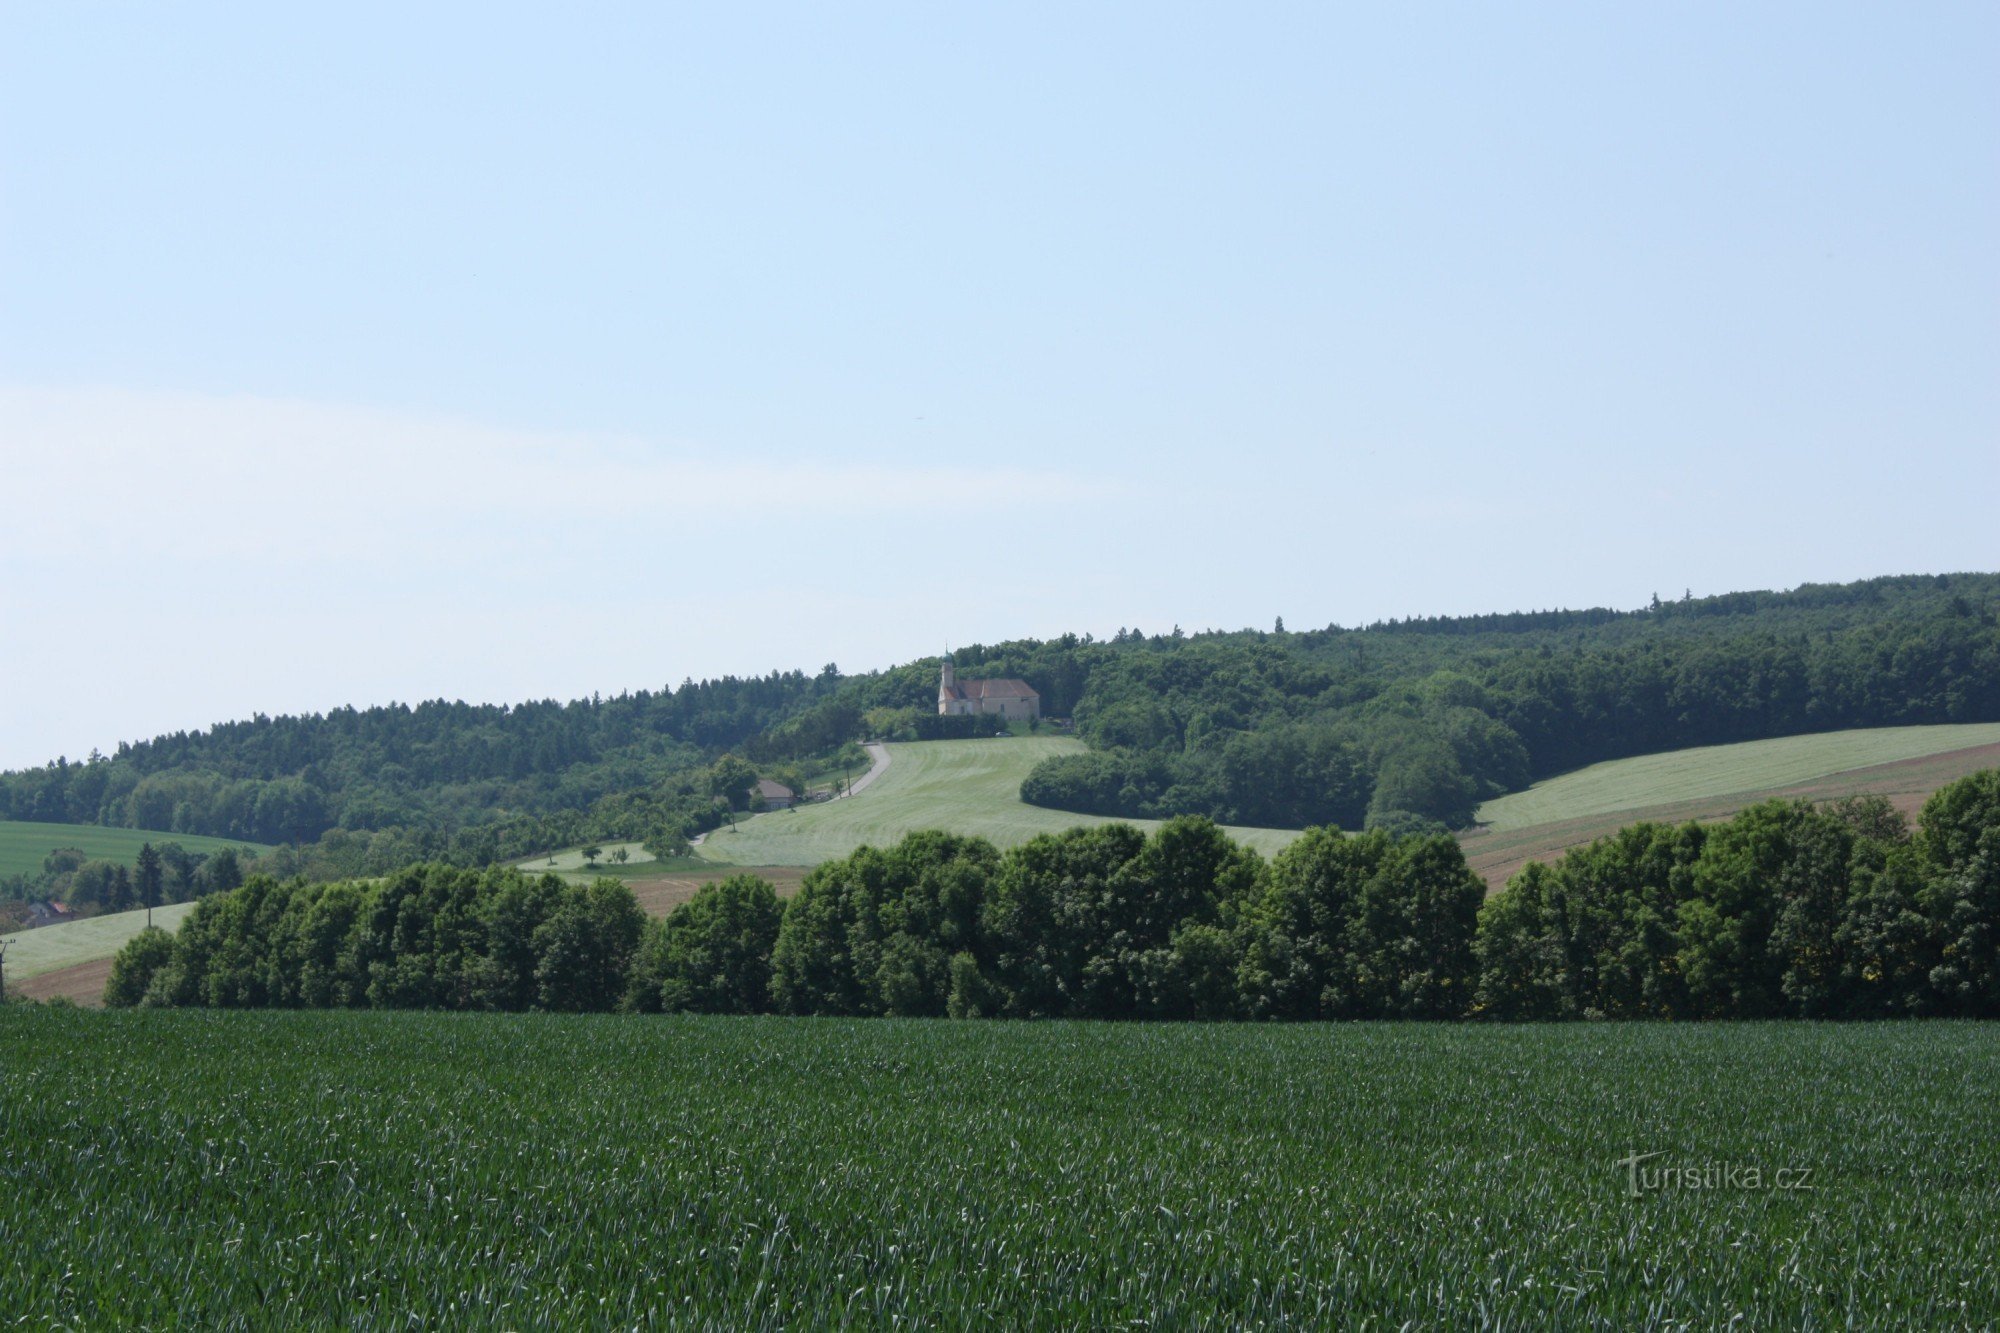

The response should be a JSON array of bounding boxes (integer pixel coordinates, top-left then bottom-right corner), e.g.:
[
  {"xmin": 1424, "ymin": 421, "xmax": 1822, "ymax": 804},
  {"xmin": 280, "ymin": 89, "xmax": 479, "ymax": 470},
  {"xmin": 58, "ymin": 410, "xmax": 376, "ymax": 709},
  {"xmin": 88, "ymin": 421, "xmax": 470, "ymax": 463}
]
[
  {"xmin": 4, "ymin": 900, "xmax": 199, "ymax": 980},
  {"xmin": 1475, "ymin": 723, "xmax": 2000, "ymax": 832},
  {"xmin": 1, "ymin": 1011, "xmax": 1992, "ymax": 1325},
  {"xmin": 0, "ymin": 819, "xmax": 271, "ymax": 881},
  {"xmin": 693, "ymin": 736, "xmax": 1300, "ymax": 866}
]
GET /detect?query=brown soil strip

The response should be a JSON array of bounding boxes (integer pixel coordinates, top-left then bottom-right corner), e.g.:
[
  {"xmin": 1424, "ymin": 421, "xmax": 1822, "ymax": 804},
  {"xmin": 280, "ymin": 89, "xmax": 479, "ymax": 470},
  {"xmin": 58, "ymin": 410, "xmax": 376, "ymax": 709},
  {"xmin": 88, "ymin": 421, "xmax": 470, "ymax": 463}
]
[
  {"xmin": 14, "ymin": 957, "xmax": 113, "ymax": 1008},
  {"xmin": 622, "ymin": 866, "xmax": 812, "ymax": 918}
]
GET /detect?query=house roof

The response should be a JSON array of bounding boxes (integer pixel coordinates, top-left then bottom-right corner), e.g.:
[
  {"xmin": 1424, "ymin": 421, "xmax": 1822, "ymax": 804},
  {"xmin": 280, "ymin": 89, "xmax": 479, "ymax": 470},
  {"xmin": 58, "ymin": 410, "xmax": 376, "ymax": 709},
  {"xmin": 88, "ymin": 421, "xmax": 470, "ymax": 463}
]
[
  {"xmin": 943, "ymin": 677, "xmax": 1039, "ymax": 701},
  {"xmin": 754, "ymin": 779, "xmax": 796, "ymax": 799}
]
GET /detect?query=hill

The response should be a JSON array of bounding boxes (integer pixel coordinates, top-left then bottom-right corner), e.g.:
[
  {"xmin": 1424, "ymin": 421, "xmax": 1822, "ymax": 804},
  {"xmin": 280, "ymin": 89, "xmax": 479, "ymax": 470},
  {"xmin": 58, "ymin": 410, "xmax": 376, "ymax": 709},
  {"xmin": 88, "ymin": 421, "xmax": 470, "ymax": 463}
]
[
  {"xmin": 0, "ymin": 820, "xmax": 270, "ymax": 881},
  {"xmin": 692, "ymin": 736, "xmax": 1301, "ymax": 867},
  {"xmin": 6, "ymin": 572, "xmax": 1998, "ymax": 857}
]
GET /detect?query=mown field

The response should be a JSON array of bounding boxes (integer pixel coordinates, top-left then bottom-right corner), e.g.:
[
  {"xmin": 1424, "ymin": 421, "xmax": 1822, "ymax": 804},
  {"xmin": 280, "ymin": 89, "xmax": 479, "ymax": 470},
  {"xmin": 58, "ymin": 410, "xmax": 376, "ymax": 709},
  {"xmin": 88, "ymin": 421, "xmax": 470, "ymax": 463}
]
[
  {"xmin": 0, "ymin": 819, "xmax": 270, "ymax": 880},
  {"xmin": 4, "ymin": 900, "xmax": 198, "ymax": 983},
  {"xmin": 1475, "ymin": 722, "xmax": 2000, "ymax": 831},
  {"xmin": 1464, "ymin": 725, "xmax": 2000, "ymax": 889},
  {"xmin": 694, "ymin": 737, "xmax": 1300, "ymax": 867},
  {"xmin": 1, "ymin": 1011, "xmax": 1993, "ymax": 1327}
]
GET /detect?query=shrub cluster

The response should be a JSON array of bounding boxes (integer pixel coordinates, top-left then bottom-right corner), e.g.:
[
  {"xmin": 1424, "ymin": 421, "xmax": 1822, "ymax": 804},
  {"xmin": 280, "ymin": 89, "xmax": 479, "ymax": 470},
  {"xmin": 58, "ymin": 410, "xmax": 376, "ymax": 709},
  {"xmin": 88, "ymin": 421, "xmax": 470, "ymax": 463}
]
[{"xmin": 115, "ymin": 771, "xmax": 2000, "ymax": 1021}]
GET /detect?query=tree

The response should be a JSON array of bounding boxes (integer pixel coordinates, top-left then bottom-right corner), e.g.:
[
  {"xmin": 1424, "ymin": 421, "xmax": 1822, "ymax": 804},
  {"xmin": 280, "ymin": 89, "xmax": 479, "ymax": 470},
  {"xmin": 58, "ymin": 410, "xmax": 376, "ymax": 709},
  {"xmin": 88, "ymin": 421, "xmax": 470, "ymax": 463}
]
[
  {"xmin": 982, "ymin": 823, "xmax": 1148, "ymax": 1018},
  {"xmin": 1919, "ymin": 771, "xmax": 2000, "ymax": 1016},
  {"xmin": 611, "ymin": 848, "xmax": 629, "ymax": 866},
  {"xmin": 629, "ymin": 875, "xmax": 783, "ymax": 1014},
  {"xmin": 582, "ymin": 845, "xmax": 602, "ymax": 868},
  {"xmin": 135, "ymin": 843, "xmax": 163, "ymax": 928},
  {"xmin": 1239, "ymin": 827, "xmax": 1391, "ymax": 1020},
  {"xmin": 206, "ymin": 847, "xmax": 243, "ymax": 896},
  {"xmin": 769, "ymin": 831, "xmax": 1000, "ymax": 1017},
  {"xmin": 534, "ymin": 880, "xmax": 645, "ymax": 1012},
  {"xmin": 1680, "ymin": 802, "xmax": 1834, "ymax": 1019},
  {"xmin": 104, "ymin": 927, "xmax": 177, "ymax": 1007},
  {"xmin": 705, "ymin": 756, "xmax": 760, "ymax": 811}
]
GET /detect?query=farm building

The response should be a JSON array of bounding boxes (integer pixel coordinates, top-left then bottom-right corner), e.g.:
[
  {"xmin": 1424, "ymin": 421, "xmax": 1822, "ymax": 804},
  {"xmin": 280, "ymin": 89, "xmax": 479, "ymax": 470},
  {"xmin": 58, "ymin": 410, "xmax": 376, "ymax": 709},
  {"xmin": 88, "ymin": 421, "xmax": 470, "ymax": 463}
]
[
  {"xmin": 753, "ymin": 779, "xmax": 798, "ymax": 810},
  {"xmin": 937, "ymin": 660, "xmax": 1040, "ymax": 721}
]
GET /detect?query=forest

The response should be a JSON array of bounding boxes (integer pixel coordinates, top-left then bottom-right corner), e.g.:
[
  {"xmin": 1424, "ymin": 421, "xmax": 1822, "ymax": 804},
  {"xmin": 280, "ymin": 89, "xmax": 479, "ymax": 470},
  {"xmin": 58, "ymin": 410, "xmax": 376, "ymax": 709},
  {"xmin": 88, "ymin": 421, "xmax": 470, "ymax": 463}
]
[
  {"xmin": 107, "ymin": 769, "xmax": 2000, "ymax": 1022},
  {"xmin": 5, "ymin": 574, "xmax": 1998, "ymax": 859}
]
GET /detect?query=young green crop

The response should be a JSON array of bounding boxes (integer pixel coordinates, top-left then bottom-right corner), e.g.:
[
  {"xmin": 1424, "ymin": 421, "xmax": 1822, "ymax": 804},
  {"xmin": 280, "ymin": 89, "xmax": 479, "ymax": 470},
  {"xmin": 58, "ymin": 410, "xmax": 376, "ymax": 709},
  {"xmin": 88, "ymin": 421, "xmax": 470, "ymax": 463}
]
[{"xmin": 2, "ymin": 1011, "xmax": 1994, "ymax": 1327}]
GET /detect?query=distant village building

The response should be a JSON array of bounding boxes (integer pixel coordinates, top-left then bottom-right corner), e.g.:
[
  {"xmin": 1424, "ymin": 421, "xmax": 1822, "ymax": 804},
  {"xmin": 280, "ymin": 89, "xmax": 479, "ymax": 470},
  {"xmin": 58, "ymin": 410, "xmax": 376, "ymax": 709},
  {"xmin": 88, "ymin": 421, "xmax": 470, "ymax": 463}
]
[
  {"xmin": 753, "ymin": 779, "xmax": 798, "ymax": 810},
  {"xmin": 937, "ymin": 660, "xmax": 1041, "ymax": 721},
  {"xmin": 25, "ymin": 901, "xmax": 74, "ymax": 929}
]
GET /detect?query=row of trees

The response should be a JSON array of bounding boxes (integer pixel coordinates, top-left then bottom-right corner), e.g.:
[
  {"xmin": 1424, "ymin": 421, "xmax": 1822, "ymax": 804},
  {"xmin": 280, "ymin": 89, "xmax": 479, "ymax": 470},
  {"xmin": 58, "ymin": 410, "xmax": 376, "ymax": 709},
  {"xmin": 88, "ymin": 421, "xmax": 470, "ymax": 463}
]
[
  {"xmin": 1477, "ymin": 782, "xmax": 2000, "ymax": 1018},
  {"xmin": 108, "ymin": 864, "xmax": 646, "ymax": 1011},
  {"xmin": 112, "ymin": 769, "xmax": 2000, "ymax": 1019}
]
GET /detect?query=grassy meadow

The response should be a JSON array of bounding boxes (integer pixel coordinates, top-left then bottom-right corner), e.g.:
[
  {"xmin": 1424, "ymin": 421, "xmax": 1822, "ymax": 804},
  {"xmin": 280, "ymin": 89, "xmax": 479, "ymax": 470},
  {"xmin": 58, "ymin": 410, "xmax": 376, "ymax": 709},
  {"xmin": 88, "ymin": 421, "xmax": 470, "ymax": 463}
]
[
  {"xmin": 1475, "ymin": 722, "xmax": 2000, "ymax": 832},
  {"xmin": 3, "ymin": 901, "xmax": 199, "ymax": 981},
  {"xmin": 694, "ymin": 736, "xmax": 1300, "ymax": 867},
  {"xmin": 0, "ymin": 819, "xmax": 270, "ymax": 881},
  {"xmin": 1, "ymin": 1009, "xmax": 1993, "ymax": 1326}
]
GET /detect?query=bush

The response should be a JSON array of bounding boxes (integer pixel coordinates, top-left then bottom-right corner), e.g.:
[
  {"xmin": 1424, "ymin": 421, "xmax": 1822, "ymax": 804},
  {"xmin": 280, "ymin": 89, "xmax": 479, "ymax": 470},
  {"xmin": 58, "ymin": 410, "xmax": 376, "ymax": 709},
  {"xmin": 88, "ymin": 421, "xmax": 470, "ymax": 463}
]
[
  {"xmin": 629, "ymin": 875, "xmax": 783, "ymax": 1014},
  {"xmin": 104, "ymin": 927, "xmax": 178, "ymax": 1008}
]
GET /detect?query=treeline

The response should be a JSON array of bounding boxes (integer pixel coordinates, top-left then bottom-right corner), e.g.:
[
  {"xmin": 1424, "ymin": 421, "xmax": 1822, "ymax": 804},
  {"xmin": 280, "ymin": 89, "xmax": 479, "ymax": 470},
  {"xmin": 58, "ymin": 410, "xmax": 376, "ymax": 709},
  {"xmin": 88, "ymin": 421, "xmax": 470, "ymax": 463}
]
[
  {"xmin": 106, "ymin": 865, "xmax": 647, "ymax": 1011},
  {"xmin": 1018, "ymin": 573, "xmax": 2000, "ymax": 829},
  {"xmin": 1477, "ymin": 776, "xmax": 2000, "ymax": 1019},
  {"xmin": 0, "ymin": 669, "xmax": 851, "ymax": 842},
  {"xmin": 111, "ymin": 769, "xmax": 2000, "ymax": 1020},
  {"xmin": 13, "ymin": 572, "xmax": 2000, "ymax": 850}
]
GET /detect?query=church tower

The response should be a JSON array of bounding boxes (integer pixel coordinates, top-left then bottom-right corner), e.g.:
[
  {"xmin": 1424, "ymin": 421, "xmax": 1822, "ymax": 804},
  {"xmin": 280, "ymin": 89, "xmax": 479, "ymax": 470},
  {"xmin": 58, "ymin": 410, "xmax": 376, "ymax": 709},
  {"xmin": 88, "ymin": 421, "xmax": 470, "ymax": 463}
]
[{"xmin": 938, "ymin": 658, "xmax": 958, "ymax": 715}]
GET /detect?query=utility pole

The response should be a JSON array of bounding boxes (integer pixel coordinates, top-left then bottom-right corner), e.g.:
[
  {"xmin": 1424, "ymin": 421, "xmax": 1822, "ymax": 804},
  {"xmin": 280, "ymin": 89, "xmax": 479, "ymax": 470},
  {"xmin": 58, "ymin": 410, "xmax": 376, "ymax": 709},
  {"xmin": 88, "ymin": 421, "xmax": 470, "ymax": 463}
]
[{"xmin": 0, "ymin": 938, "xmax": 12, "ymax": 1005}]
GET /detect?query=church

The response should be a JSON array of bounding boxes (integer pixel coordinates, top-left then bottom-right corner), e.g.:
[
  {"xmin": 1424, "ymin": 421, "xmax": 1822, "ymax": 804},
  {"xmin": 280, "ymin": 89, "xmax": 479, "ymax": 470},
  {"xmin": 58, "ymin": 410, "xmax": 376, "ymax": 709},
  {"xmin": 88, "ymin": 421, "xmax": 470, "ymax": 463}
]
[{"xmin": 937, "ymin": 660, "xmax": 1041, "ymax": 721}]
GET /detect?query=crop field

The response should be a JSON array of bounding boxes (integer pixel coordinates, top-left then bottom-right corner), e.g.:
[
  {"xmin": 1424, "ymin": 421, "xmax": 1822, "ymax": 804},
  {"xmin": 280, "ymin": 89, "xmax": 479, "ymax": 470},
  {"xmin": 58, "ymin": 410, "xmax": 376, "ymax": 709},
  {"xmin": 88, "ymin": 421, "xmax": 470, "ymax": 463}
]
[
  {"xmin": 0, "ymin": 819, "xmax": 270, "ymax": 880},
  {"xmin": 695, "ymin": 737, "xmax": 1300, "ymax": 867},
  {"xmin": 1463, "ymin": 726, "xmax": 2000, "ymax": 891},
  {"xmin": 3, "ymin": 900, "xmax": 198, "ymax": 981},
  {"xmin": 1, "ymin": 1012, "xmax": 1993, "ymax": 1326}
]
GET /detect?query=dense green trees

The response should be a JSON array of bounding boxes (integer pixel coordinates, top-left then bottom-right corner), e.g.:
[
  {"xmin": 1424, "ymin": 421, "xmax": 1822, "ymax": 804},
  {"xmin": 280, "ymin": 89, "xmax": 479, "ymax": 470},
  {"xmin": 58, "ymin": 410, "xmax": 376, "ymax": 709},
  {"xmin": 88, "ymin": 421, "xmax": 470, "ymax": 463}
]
[
  {"xmin": 110, "ymin": 865, "xmax": 647, "ymax": 1012},
  {"xmin": 627, "ymin": 875, "xmax": 783, "ymax": 1014},
  {"xmin": 1235, "ymin": 828, "xmax": 1484, "ymax": 1019},
  {"xmin": 1473, "ymin": 780, "xmax": 2000, "ymax": 1020},
  {"xmin": 1019, "ymin": 574, "xmax": 2000, "ymax": 829},
  {"xmin": 12, "ymin": 573, "xmax": 2000, "ymax": 857},
  {"xmin": 113, "ymin": 768, "xmax": 2000, "ymax": 1020},
  {"xmin": 0, "ymin": 671, "xmax": 847, "ymax": 842}
]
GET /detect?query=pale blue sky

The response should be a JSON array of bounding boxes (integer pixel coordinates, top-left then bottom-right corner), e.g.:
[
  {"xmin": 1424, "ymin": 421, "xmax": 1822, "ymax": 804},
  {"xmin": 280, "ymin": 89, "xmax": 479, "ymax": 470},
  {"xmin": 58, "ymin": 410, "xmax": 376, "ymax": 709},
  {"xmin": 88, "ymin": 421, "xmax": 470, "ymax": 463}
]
[{"xmin": 2, "ymin": 3, "xmax": 1995, "ymax": 768}]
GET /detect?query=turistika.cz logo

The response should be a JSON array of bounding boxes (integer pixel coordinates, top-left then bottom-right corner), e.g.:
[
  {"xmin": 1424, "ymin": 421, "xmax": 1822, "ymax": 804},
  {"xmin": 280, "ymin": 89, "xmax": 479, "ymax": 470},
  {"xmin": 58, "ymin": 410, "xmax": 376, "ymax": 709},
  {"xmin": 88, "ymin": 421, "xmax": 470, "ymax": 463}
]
[{"xmin": 1615, "ymin": 1150, "xmax": 1816, "ymax": 1198}]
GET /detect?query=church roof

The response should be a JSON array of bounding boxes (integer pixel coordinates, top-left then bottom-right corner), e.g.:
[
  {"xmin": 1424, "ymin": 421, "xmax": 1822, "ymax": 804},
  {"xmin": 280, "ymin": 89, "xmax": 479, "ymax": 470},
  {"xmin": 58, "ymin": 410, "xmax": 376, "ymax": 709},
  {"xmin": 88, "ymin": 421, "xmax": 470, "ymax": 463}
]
[{"xmin": 943, "ymin": 677, "xmax": 1038, "ymax": 701}]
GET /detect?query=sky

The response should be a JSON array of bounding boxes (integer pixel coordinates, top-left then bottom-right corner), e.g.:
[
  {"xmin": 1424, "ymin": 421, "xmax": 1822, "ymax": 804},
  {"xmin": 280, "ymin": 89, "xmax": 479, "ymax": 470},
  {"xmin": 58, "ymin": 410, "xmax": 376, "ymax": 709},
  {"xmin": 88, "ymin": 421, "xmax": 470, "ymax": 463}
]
[{"xmin": 2, "ymin": 2, "xmax": 1995, "ymax": 770}]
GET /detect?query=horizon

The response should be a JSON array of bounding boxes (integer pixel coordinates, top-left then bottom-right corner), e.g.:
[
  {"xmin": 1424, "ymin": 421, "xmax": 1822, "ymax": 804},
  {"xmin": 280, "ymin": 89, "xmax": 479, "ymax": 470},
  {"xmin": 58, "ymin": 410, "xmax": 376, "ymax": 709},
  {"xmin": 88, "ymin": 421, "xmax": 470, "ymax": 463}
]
[
  {"xmin": 6, "ymin": 568, "xmax": 1987, "ymax": 769},
  {"xmin": 5, "ymin": 4, "xmax": 1995, "ymax": 770}
]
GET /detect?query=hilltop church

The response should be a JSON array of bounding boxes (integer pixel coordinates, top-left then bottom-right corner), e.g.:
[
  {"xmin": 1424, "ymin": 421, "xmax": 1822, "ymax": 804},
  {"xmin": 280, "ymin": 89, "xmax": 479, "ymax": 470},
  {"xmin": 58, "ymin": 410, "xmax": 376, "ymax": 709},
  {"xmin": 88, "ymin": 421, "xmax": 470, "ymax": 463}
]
[{"xmin": 937, "ymin": 660, "xmax": 1040, "ymax": 721}]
